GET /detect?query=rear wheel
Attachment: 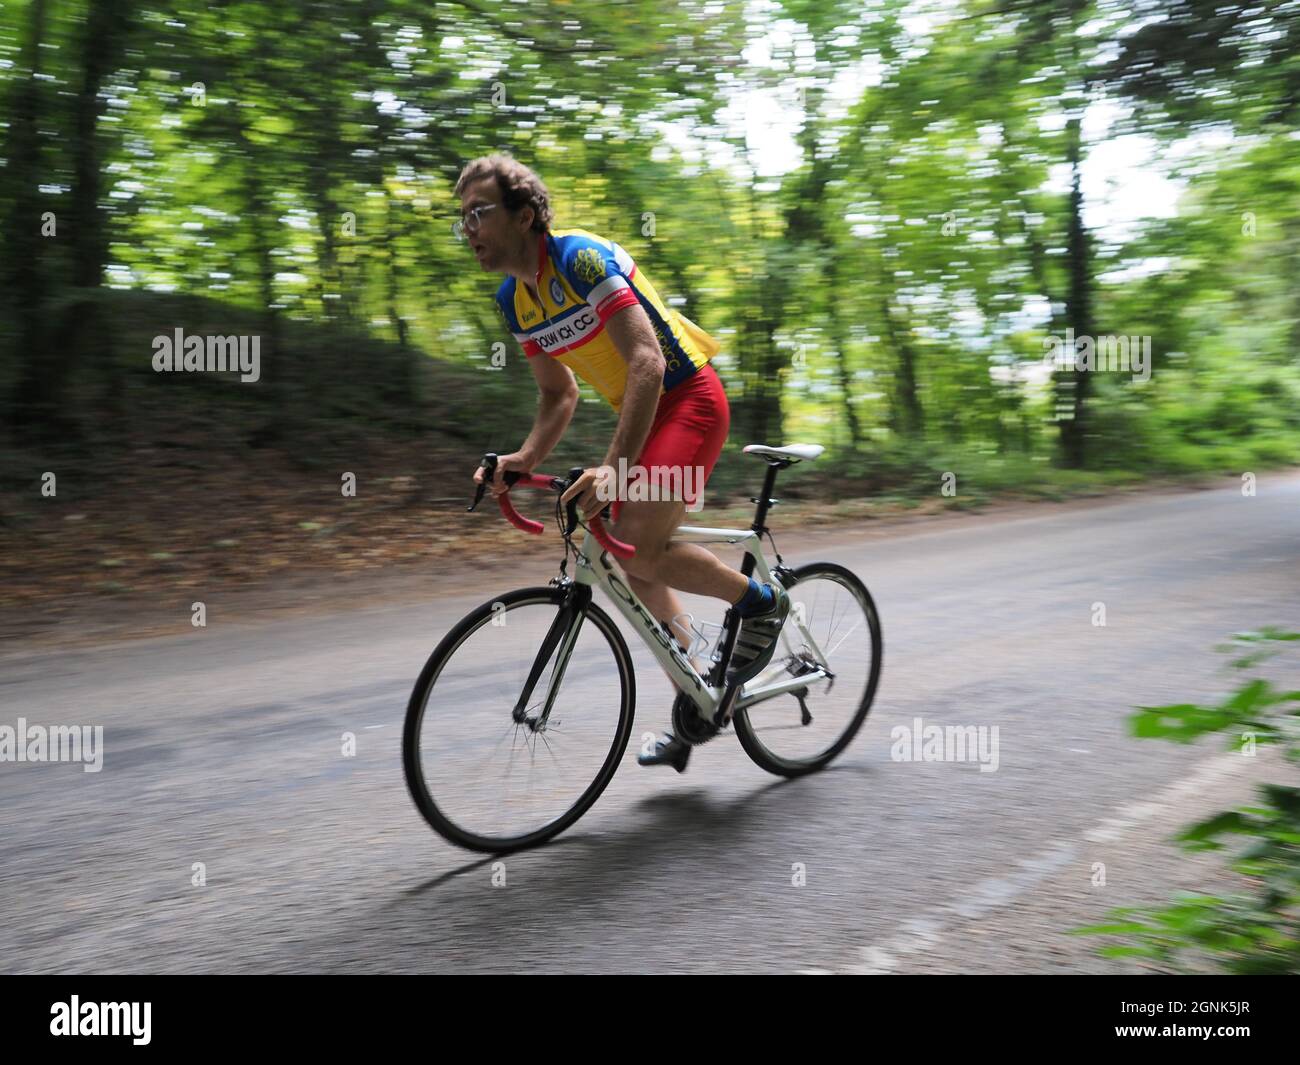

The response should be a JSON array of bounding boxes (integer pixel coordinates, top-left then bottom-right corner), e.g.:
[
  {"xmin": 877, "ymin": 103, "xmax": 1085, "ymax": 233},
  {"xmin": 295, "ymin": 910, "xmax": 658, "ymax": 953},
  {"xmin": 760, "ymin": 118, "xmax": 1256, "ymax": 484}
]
[
  {"xmin": 403, "ymin": 585, "xmax": 636, "ymax": 852},
  {"xmin": 733, "ymin": 561, "xmax": 882, "ymax": 777}
]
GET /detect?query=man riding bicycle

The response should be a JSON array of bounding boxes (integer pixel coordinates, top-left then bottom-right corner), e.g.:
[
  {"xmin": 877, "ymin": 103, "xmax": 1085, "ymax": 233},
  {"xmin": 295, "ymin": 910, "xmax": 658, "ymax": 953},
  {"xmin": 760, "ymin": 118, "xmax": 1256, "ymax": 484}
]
[{"xmin": 458, "ymin": 155, "xmax": 788, "ymax": 771}]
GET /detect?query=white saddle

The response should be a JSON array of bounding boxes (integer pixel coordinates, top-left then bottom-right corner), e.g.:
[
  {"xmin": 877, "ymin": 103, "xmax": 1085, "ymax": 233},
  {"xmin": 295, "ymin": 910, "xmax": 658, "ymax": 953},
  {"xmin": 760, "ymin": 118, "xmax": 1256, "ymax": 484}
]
[{"xmin": 742, "ymin": 443, "xmax": 825, "ymax": 463}]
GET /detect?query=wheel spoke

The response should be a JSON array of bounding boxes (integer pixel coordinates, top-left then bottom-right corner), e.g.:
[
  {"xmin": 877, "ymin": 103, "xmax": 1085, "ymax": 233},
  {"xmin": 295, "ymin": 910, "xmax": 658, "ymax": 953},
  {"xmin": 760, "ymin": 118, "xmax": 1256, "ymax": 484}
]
[
  {"xmin": 826, "ymin": 617, "xmax": 863, "ymax": 659},
  {"xmin": 405, "ymin": 594, "xmax": 630, "ymax": 850},
  {"xmin": 735, "ymin": 569, "xmax": 880, "ymax": 774}
]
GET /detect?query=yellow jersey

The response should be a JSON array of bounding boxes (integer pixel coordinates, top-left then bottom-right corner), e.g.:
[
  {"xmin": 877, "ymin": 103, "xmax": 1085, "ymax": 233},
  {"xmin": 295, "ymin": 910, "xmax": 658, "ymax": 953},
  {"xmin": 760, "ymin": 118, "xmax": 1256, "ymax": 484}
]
[{"xmin": 495, "ymin": 228, "xmax": 719, "ymax": 412}]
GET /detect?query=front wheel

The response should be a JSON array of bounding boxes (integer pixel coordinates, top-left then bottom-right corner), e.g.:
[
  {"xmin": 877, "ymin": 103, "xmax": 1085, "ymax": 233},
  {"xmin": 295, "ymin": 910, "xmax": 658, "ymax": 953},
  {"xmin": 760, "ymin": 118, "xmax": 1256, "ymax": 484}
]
[
  {"xmin": 403, "ymin": 585, "xmax": 636, "ymax": 852},
  {"xmin": 733, "ymin": 561, "xmax": 882, "ymax": 777}
]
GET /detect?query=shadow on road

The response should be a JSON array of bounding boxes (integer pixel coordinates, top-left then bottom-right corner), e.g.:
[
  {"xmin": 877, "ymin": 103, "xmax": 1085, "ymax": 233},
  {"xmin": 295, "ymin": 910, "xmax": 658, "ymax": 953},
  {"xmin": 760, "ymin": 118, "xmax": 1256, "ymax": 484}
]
[{"xmin": 343, "ymin": 761, "xmax": 880, "ymax": 971}]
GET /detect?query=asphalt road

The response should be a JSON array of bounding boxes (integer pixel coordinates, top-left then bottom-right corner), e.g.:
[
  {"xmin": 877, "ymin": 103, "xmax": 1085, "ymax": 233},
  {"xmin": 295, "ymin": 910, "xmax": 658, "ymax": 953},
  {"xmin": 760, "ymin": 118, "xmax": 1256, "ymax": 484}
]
[{"xmin": 3, "ymin": 474, "xmax": 1297, "ymax": 973}]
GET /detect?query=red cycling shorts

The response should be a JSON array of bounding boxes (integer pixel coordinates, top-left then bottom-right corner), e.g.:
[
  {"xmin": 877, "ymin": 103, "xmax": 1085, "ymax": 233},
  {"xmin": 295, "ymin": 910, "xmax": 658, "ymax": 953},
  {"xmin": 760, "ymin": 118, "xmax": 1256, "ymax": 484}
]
[{"xmin": 611, "ymin": 362, "xmax": 729, "ymax": 523}]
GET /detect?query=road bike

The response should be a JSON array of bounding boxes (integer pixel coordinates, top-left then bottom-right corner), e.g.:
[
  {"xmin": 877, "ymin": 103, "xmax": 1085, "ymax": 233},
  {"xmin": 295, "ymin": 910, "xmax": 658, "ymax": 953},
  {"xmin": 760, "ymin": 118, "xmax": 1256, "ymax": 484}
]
[{"xmin": 402, "ymin": 443, "xmax": 883, "ymax": 852}]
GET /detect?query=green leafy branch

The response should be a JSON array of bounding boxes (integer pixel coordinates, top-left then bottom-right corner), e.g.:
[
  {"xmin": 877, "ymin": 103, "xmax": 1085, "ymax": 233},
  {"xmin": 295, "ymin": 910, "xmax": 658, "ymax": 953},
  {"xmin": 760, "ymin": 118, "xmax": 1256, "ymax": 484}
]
[{"xmin": 1075, "ymin": 628, "xmax": 1300, "ymax": 973}]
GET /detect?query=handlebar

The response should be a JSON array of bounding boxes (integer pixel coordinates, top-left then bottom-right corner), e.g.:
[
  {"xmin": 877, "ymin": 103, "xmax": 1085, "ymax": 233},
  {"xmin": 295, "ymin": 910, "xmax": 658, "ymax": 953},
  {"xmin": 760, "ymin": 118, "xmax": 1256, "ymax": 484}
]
[{"xmin": 469, "ymin": 453, "xmax": 637, "ymax": 562}]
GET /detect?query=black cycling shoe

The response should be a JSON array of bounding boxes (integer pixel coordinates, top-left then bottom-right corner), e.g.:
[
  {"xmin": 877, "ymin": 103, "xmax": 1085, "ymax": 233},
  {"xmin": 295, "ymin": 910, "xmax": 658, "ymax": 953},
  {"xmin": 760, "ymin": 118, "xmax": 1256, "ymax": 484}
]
[
  {"xmin": 637, "ymin": 732, "xmax": 692, "ymax": 773},
  {"xmin": 726, "ymin": 583, "xmax": 791, "ymax": 688}
]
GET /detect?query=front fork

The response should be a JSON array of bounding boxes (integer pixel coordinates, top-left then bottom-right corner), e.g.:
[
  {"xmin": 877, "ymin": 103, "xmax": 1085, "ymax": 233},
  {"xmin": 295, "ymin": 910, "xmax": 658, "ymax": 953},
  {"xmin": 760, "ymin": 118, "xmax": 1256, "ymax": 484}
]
[
  {"xmin": 511, "ymin": 582, "xmax": 589, "ymax": 732},
  {"xmin": 509, "ymin": 463, "xmax": 601, "ymax": 732}
]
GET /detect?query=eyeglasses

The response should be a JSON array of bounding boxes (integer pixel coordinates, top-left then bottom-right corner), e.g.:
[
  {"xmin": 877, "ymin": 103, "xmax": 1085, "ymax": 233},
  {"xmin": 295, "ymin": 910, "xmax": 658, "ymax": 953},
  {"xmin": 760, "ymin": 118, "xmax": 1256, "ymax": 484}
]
[{"xmin": 452, "ymin": 203, "xmax": 499, "ymax": 241}]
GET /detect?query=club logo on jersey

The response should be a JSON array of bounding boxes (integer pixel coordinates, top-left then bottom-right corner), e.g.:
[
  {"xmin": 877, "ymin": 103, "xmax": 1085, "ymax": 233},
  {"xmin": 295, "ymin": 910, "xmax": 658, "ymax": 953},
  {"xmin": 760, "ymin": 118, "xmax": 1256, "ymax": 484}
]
[
  {"xmin": 549, "ymin": 277, "xmax": 565, "ymax": 305},
  {"xmin": 573, "ymin": 247, "xmax": 607, "ymax": 285},
  {"xmin": 532, "ymin": 309, "xmax": 599, "ymax": 353}
]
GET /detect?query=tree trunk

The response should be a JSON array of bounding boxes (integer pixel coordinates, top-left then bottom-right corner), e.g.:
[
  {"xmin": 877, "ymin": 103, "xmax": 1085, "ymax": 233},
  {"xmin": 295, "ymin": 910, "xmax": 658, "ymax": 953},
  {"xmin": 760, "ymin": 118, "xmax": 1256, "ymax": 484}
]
[
  {"xmin": 385, "ymin": 191, "xmax": 415, "ymax": 405},
  {"xmin": 69, "ymin": 0, "xmax": 131, "ymax": 440},
  {"xmin": 236, "ymin": 119, "xmax": 285, "ymax": 446},
  {"xmin": 6, "ymin": 0, "xmax": 53, "ymax": 438},
  {"xmin": 747, "ymin": 267, "xmax": 785, "ymax": 446},
  {"xmin": 828, "ymin": 288, "xmax": 863, "ymax": 450},
  {"xmin": 1055, "ymin": 116, "xmax": 1093, "ymax": 469},
  {"xmin": 880, "ymin": 295, "xmax": 923, "ymax": 436}
]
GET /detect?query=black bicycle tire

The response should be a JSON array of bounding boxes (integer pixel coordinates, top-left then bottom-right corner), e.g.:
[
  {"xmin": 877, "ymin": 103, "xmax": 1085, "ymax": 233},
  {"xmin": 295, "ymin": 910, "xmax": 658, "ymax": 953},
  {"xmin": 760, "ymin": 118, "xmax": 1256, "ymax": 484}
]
[
  {"xmin": 402, "ymin": 585, "xmax": 636, "ymax": 852},
  {"xmin": 733, "ymin": 561, "xmax": 882, "ymax": 777}
]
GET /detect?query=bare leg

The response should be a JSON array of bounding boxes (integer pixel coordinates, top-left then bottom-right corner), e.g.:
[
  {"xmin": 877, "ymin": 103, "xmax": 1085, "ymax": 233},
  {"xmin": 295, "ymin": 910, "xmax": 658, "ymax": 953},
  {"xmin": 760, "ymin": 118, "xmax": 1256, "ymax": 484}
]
[
  {"xmin": 613, "ymin": 499, "xmax": 749, "ymax": 603},
  {"xmin": 614, "ymin": 499, "xmax": 751, "ymax": 697}
]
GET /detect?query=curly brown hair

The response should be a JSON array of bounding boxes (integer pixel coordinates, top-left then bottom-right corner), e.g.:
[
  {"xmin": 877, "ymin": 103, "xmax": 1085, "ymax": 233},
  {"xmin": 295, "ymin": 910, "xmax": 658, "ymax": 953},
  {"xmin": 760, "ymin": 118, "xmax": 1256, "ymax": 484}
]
[{"xmin": 454, "ymin": 154, "xmax": 553, "ymax": 233}]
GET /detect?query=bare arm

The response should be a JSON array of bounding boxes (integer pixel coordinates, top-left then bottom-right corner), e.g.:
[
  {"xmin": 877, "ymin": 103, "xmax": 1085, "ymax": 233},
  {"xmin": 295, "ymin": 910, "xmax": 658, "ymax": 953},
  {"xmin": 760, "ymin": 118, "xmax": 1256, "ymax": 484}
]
[
  {"xmin": 518, "ymin": 351, "xmax": 580, "ymax": 467},
  {"xmin": 475, "ymin": 350, "xmax": 579, "ymax": 496},
  {"xmin": 600, "ymin": 303, "xmax": 666, "ymax": 469}
]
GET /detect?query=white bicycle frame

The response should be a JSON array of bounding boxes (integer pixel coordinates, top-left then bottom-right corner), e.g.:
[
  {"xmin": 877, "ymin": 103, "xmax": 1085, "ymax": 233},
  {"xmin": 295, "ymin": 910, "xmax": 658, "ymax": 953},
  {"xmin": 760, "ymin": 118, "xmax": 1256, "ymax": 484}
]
[{"xmin": 558, "ymin": 521, "xmax": 834, "ymax": 722}]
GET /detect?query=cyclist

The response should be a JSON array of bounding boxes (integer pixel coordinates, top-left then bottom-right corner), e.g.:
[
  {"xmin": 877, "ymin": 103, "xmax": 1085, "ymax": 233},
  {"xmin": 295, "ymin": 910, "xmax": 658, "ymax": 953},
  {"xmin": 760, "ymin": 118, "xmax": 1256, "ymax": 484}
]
[{"xmin": 459, "ymin": 155, "xmax": 788, "ymax": 771}]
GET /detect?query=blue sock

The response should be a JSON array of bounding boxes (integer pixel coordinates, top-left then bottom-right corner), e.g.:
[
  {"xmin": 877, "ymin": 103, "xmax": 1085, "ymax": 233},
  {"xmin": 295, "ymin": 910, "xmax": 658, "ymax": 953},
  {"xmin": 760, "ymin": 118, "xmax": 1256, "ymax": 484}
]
[{"xmin": 733, "ymin": 577, "xmax": 774, "ymax": 618}]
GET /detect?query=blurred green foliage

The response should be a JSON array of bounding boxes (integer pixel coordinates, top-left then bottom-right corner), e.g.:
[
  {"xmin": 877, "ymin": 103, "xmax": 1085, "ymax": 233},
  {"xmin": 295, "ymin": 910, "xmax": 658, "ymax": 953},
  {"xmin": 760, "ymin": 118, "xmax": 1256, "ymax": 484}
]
[
  {"xmin": 1077, "ymin": 629, "xmax": 1300, "ymax": 974},
  {"xmin": 1, "ymin": 0, "xmax": 1297, "ymax": 488}
]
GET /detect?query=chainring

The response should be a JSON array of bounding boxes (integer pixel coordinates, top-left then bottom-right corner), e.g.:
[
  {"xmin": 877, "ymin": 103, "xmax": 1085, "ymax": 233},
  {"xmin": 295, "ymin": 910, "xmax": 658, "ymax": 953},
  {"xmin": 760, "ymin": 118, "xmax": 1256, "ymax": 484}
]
[{"xmin": 671, "ymin": 691, "xmax": 720, "ymax": 745}]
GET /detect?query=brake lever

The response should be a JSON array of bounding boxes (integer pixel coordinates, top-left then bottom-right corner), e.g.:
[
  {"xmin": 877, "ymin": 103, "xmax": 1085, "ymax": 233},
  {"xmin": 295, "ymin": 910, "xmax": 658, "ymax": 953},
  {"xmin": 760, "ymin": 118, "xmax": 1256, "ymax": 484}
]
[
  {"xmin": 564, "ymin": 465, "xmax": 583, "ymax": 536},
  {"xmin": 469, "ymin": 452, "xmax": 528, "ymax": 512},
  {"xmin": 468, "ymin": 452, "xmax": 498, "ymax": 513}
]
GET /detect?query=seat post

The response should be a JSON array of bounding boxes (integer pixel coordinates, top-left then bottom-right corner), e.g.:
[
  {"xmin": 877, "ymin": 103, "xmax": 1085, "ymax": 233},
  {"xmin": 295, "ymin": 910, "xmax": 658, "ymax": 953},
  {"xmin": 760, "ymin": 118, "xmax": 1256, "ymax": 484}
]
[
  {"xmin": 714, "ymin": 457, "xmax": 786, "ymax": 695},
  {"xmin": 749, "ymin": 460, "xmax": 784, "ymax": 540}
]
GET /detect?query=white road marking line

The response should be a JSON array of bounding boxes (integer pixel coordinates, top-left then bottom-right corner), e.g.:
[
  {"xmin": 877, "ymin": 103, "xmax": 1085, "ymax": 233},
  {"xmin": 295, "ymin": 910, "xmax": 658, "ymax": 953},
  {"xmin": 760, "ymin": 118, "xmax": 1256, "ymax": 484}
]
[{"xmin": 803, "ymin": 749, "xmax": 1256, "ymax": 974}]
